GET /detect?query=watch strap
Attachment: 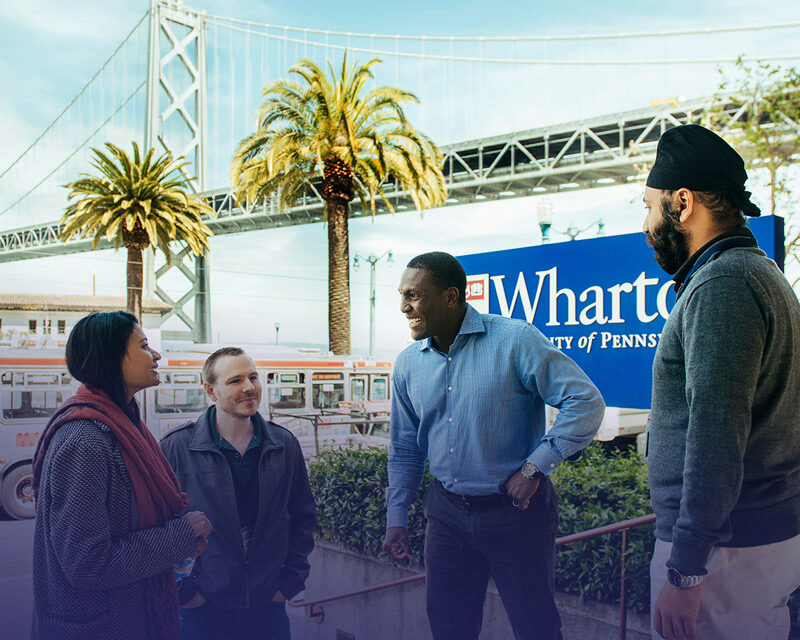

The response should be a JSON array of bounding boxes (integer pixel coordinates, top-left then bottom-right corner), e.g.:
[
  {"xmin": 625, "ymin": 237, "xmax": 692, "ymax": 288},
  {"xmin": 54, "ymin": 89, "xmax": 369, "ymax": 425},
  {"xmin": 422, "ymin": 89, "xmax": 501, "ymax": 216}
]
[{"xmin": 667, "ymin": 567, "xmax": 704, "ymax": 589}]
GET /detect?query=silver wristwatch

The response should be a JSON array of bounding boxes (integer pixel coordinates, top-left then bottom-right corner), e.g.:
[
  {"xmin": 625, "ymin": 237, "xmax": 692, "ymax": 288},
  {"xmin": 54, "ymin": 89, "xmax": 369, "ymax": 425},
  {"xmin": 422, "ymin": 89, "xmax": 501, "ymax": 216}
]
[
  {"xmin": 667, "ymin": 567, "xmax": 704, "ymax": 589},
  {"xmin": 521, "ymin": 460, "xmax": 543, "ymax": 479}
]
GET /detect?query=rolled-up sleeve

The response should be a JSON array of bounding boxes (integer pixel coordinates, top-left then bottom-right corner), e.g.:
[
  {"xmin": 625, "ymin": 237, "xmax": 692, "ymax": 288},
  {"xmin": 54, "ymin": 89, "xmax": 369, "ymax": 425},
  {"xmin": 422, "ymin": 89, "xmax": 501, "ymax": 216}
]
[{"xmin": 386, "ymin": 367, "xmax": 426, "ymax": 529}]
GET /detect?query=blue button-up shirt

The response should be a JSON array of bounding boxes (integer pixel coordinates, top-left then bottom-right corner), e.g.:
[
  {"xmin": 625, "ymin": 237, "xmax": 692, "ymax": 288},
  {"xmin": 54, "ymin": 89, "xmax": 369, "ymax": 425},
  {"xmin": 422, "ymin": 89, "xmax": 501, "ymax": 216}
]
[{"xmin": 386, "ymin": 304, "xmax": 605, "ymax": 528}]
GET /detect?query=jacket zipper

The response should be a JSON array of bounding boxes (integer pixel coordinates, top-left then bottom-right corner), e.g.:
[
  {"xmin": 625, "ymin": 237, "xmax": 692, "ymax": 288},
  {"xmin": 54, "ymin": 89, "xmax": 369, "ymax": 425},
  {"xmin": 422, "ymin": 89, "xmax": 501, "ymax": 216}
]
[
  {"xmin": 205, "ymin": 446, "xmax": 246, "ymax": 607},
  {"xmin": 246, "ymin": 449, "xmax": 266, "ymax": 608}
]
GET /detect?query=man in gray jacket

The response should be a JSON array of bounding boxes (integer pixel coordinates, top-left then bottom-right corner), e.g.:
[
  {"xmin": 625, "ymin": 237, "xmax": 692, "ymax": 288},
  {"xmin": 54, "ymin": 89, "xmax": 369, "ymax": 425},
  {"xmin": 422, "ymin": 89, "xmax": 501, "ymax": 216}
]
[
  {"xmin": 643, "ymin": 124, "xmax": 800, "ymax": 640},
  {"xmin": 160, "ymin": 347, "xmax": 316, "ymax": 640}
]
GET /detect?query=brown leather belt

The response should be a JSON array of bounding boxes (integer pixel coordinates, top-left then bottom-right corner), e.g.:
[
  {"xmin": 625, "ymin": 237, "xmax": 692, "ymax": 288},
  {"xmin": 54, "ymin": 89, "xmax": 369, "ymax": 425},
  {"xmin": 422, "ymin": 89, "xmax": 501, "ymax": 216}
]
[{"xmin": 435, "ymin": 479, "xmax": 509, "ymax": 509}]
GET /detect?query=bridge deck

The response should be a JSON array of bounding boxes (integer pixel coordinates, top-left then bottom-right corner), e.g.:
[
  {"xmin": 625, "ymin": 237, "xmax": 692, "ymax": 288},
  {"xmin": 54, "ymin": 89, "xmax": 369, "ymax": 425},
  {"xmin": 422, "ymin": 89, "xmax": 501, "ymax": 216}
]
[{"xmin": 0, "ymin": 96, "xmax": 751, "ymax": 263}]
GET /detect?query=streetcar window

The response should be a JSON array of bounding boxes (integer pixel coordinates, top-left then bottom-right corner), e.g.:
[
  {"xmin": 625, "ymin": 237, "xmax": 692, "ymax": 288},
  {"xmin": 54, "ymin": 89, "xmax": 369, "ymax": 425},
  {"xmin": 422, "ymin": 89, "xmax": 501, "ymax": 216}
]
[
  {"xmin": 312, "ymin": 383, "xmax": 345, "ymax": 410},
  {"xmin": 351, "ymin": 377, "xmax": 366, "ymax": 402},
  {"xmin": 2, "ymin": 390, "xmax": 64, "ymax": 419},
  {"xmin": 155, "ymin": 388, "xmax": 208, "ymax": 414},
  {"xmin": 173, "ymin": 373, "xmax": 201, "ymax": 385},
  {"xmin": 268, "ymin": 387, "xmax": 305, "ymax": 410},
  {"xmin": 57, "ymin": 320, "xmax": 66, "ymax": 335},
  {"xmin": 267, "ymin": 372, "xmax": 304, "ymax": 384},
  {"xmin": 27, "ymin": 373, "xmax": 59, "ymax": 385},
  {"xmin": 1, "ymin": 372, "xmax": 11, "ymax": 386},
  {"xmin": 13, "ymin": 372, "xmax": 24, "ymax": 385},
  {"xmin": 370, "ymin": 376, "xmax": 389, "ymax": 401},
  {"xmin": 60, "ymin": 372, "xmax": 71, "ymax": 385}
]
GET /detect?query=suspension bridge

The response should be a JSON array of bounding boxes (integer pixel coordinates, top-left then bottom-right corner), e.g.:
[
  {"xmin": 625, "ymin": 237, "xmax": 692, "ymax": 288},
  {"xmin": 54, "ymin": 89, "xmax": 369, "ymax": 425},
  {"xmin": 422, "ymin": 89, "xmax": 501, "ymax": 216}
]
[{"xmin": 1, "ymin": 0, "xmax": 798, "ymax": 340}]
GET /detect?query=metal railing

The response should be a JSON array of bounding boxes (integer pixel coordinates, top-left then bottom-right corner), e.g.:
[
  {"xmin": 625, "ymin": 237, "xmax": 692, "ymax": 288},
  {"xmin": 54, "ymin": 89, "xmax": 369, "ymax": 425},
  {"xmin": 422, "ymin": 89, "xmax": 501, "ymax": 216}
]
[
  {"xmin": 269, "ymin": 409, "xmax": 390, "ymax": 455},
  {"xmin": 288, "ymin": 513, "xmax": 657, "ymax": 639}
]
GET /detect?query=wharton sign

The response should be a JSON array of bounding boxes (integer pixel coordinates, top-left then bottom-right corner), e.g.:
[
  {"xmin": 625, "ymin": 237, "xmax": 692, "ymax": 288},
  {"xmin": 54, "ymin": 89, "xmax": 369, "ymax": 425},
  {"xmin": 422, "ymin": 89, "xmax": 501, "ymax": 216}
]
[{"xmin": 458, "ymin": 216, "xmax": 784, "ymax": 409}]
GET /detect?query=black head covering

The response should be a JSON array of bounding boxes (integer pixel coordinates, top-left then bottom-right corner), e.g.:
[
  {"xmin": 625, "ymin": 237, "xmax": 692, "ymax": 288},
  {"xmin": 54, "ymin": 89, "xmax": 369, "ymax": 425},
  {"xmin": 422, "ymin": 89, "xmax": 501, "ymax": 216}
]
[{"xmin": 646, "ymin": 124, "xmax": 761, "ymax": 217}]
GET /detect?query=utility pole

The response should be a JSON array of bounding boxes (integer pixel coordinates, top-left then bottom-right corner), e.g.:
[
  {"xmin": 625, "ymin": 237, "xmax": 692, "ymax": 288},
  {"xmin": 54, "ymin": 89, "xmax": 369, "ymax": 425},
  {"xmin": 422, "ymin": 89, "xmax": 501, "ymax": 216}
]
[{"xmin": 353, "ymin": 250, "xmax": 393, "ymax": 357}]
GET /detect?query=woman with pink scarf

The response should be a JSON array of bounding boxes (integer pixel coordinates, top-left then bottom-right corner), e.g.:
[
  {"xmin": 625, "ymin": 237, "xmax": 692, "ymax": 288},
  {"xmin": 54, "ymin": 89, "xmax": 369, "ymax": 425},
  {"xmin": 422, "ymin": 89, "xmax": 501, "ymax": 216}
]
[{"xmin": 32, "ymin": 311, "xmax": 212, "ymax": 640}]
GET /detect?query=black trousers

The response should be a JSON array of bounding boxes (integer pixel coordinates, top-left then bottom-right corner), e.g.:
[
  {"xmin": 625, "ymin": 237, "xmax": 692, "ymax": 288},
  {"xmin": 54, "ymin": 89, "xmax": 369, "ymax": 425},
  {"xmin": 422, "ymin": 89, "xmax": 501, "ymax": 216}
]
[{"xmin": 423, "ymin": 479, "xmax": 563, "ymax": 640}]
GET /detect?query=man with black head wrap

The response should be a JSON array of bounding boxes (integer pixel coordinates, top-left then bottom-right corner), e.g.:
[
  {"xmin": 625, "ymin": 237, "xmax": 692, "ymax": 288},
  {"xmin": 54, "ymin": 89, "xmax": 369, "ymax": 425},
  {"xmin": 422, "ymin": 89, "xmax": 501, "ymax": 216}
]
[{"xmin": 643, "ymin": 124, "xmax": 800, "ymax": 640}]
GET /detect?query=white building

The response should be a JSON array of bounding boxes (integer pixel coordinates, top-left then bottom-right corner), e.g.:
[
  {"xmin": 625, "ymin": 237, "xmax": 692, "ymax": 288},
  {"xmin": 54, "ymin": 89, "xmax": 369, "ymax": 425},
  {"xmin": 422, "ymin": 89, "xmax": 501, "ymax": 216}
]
[{"xmin": 0, "ymin": 294, "xmax": 172, "ymax": 351}]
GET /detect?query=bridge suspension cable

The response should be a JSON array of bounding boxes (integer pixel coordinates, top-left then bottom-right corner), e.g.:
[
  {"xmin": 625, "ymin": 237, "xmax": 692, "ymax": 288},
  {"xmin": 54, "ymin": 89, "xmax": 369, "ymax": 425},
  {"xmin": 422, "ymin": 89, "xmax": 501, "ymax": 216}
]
[
  {"xmin": 205, "ymin": 16, "xmax": 800, "ymax": 66},
  {"xmin": 0, "ymin": 10, "xmax": 150, "ymax": 181},
  {"xmin": 0, "ymin": 81, "xmax": 148, "ymax": 218},
  {"xmin": 204, "ymin": 15, "xmax": 800, "ymax": 42}
]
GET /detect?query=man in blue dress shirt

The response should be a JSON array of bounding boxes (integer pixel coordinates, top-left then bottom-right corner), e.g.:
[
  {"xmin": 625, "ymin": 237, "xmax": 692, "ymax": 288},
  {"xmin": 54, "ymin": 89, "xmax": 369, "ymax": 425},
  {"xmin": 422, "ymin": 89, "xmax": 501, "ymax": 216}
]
[{"xmin": 383, "ymin": 251, "xmax": 605, "ymax": 640}]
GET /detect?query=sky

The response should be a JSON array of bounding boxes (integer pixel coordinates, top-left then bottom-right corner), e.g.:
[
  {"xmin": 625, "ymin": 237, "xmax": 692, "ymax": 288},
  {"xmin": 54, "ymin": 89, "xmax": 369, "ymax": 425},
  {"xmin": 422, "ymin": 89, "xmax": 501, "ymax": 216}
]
[{"xmin": 0, "ymin": 0, "xmax": 799, "ymax": 356}]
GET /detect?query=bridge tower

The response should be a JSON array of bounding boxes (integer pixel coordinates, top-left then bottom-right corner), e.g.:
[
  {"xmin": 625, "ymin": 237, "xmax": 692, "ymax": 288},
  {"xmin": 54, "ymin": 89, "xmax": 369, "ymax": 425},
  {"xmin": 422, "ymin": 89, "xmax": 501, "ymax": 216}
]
[{"xmin": 144, "ymin": 0, "xmax": 211, "ymax": 343}]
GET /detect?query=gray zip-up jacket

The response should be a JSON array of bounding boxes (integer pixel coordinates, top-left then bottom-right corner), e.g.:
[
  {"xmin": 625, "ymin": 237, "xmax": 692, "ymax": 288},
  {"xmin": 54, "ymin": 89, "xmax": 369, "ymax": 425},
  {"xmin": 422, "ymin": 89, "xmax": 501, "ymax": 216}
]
[
  {"xmin": 648, "ymin": 243, "xmax": 800, "ymax": 576},
  {"xmin": 159, "ymin": 409, "xmax": 316, "ymax": 608}
]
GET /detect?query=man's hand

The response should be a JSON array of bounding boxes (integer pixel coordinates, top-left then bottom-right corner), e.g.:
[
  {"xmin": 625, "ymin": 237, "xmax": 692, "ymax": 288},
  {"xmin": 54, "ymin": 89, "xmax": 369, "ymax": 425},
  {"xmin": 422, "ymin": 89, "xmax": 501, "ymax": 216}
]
[
  {"xmin": 504, "ymin": 469, "xmax": 541, "ymax": 510},
  {"xmin": 182, "ymin": 591, "xmax": 207, "ymax": 609},
  {"xmin": 272, "ymin": 590, "xmax": 287, "ymax": 603},
  {"xmin": 383, "ymin": 526, "xmax": 411, "ymax": 560},
  {"xmin": 193, "ymin": 535, "xmax": 208, "ymax": 558},
  {"xmin": 653, "ymin": 583, "xmax": 703, "ymax": 640},
  {"xmin": 182, "ymin": 511, "xmax": 213, "ymax": 539}
]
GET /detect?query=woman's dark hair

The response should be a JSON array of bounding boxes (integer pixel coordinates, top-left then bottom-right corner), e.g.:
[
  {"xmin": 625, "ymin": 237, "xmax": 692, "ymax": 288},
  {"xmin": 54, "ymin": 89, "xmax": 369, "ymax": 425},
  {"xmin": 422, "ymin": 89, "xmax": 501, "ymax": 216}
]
[{"xmin": 66, "ymin": 311, "xmax": 139, "ymax": 416}]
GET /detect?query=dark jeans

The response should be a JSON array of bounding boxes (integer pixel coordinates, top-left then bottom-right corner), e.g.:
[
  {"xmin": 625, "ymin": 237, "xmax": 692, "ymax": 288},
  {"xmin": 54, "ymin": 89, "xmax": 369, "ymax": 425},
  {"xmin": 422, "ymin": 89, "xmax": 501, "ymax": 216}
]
[
  {"xmin": 179, "ymin": 599, "xmax": 291, "ymax": 640},
  {"xmin": 423, "ymin": 479, "xmax": 563, "ymax": 640}
]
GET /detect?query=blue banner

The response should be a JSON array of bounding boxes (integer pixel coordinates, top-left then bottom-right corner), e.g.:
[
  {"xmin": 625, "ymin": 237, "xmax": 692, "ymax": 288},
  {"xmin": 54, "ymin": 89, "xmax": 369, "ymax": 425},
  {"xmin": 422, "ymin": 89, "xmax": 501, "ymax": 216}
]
[{"xmin": 458, "ymin": 216, "xmax": 784, "ymax": 409}]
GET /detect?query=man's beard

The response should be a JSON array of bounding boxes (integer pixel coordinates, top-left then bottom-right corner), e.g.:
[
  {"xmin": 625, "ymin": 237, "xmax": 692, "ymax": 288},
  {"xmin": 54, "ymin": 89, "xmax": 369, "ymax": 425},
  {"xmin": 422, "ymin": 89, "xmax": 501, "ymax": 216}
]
[{"xmin": 646, "ymin": 200, "xmax": 690, "ymax": 275}]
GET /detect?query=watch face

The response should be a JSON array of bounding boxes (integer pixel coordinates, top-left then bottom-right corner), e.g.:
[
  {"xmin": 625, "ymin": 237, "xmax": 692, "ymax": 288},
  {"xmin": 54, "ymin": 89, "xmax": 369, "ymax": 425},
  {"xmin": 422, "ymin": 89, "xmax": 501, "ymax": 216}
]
[
  {"xmin": 521, "ymin": 461, "xmax": 536, "ymax": 478},
  {"xmin": 667, "ymin": 567, "xmax": 683, "ymax": 588}
]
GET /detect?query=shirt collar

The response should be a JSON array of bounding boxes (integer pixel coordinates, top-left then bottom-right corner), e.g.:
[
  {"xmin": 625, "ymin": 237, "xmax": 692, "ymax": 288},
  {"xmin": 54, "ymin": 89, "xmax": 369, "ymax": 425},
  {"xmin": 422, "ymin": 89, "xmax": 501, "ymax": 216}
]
[
  {"xmin": 672, "ymin": 225, "xmax": 756, "ymax": 291},
  {"xmin": 209, "ymin": 405, "xmax": 264, "ymax": 453},
  {"xmin": 418, "ymin": 304, "xmax": 486, "ymax": 351}
]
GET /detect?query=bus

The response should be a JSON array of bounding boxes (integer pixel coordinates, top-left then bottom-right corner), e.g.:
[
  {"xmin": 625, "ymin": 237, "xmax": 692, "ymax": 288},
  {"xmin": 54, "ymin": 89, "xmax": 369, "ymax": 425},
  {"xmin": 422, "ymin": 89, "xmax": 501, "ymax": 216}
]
[{"xmin": 0, "ymin": 346, "xmax": 392, "ymax": 519}]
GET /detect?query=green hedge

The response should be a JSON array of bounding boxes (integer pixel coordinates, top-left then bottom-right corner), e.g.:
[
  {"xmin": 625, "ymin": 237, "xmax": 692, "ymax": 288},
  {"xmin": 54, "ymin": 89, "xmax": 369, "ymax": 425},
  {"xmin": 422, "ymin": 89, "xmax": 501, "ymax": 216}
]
[
  {"xmin": 309, "ymin": 443, "xmax": 800, "ymax": 629},
  {"xmin": 551, "ymin": 445, "xmax": 652, "ymax": 613},
  {"xmin": 309, "ymin": 443, "xmax": 653, "ymax": 613}
]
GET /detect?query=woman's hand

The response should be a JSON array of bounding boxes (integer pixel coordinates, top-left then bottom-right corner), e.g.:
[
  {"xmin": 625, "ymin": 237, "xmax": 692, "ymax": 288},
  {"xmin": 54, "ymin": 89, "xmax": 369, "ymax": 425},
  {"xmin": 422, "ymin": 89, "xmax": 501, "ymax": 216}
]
[{"xmin": 182, "ymin": 511, "xmax": 212, "ymax": 538}]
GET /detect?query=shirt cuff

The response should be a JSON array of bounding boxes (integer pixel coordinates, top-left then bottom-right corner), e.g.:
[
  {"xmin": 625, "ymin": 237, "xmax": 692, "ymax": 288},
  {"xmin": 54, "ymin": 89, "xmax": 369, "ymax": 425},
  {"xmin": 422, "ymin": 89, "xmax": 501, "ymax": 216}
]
[
  {"xmin": 527, "ymin": 442, "xmax": 564, "ymax": 476},
  {"xmin": 386, "ymin": 505, "xmax": 409, "ymax": 529}
]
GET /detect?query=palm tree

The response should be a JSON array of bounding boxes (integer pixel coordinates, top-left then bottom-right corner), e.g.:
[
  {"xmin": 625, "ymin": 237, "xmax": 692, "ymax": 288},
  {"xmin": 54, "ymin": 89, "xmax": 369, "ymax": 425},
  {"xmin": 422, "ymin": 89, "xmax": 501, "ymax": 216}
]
[
  {"xmin": 60, "ymin": 142, "xmax": 214, "ymax": 321},
  {"xmin": 231, "ymin": 56, "xmax": 446, "ymax": 355}
]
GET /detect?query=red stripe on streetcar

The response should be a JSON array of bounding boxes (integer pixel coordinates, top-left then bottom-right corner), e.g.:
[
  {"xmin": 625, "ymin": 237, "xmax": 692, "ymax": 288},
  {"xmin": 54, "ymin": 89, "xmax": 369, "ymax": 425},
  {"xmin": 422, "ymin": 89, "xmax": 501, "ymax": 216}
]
[
  {"xmin": 253, "ymin": 360, "xmax": 346, "ymax": 368},
  {"xmin": 0, "ymin": 357, "xmax": 66, "ymax": 366}
]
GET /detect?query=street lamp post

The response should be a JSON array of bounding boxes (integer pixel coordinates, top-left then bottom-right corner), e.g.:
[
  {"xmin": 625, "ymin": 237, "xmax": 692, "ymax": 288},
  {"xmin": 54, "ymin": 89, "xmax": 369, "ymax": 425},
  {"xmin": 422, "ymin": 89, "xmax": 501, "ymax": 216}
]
[
  {"xmin": 537, "ymin": 198, "xmax": 605, "ymax": 242},
  {"xmin": 537, "ymin": 199, "xmax": 554, "ymax": 242},
  {"xmin": 353, "ymin": 250, "xmax": 393, "ymax": 357}
]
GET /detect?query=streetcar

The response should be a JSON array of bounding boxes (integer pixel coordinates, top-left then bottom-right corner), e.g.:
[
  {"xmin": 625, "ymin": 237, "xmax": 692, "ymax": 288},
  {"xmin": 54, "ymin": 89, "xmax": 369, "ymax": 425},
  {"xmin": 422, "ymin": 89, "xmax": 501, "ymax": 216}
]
[{"xmin": 0, "ymin": 346, "xmax": 392, "ymax": 519}]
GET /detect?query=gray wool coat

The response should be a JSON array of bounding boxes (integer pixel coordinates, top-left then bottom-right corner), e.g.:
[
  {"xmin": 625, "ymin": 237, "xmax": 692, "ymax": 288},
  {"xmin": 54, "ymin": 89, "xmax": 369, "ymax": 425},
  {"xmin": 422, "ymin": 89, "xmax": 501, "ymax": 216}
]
[{"xmin": 31, "ymin": 419, "xmax": 197, "ymax": 640}]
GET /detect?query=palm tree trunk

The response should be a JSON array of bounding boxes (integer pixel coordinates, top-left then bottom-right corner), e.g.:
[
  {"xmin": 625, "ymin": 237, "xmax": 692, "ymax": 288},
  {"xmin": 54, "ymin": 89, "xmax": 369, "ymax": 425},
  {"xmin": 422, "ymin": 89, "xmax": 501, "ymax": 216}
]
[
  {"xmin": 127, "ymin": 245, "xmax": 143, "ymax": 323},
  {"xmin": 326, "ymin": 199, "xmax": 351, "ymax": 355}
]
